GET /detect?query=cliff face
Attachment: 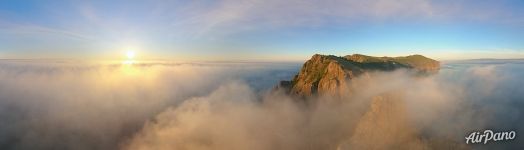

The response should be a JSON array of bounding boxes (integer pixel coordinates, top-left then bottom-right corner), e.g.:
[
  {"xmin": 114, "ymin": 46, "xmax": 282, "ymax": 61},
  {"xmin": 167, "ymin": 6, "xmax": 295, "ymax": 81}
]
[
  {"xmin": 281, "ymin": 54, "xmax": 440, "ymax": 98},
  {"xmin": 288, "ymin": 54, "xmax": 364, "ymax": 98},
  {"xmin": 274, "ymin": 53, "xmax": 466, "ymax": 149}
]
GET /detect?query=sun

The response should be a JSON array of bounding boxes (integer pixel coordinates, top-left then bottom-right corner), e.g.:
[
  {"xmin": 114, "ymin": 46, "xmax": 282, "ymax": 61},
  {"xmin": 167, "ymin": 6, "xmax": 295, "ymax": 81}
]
[{"xmin": 126, "ymin": 50, "xmax": 135, "ymax": 59}]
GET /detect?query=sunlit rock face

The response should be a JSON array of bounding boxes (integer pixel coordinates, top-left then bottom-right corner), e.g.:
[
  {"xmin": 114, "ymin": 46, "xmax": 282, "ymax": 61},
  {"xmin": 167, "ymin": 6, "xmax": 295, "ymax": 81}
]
[
  {"xmin": 275, "ymin": 54, "xmax": 472, "ymax": 149},
  {"xmin": 280, "ymin": 54, "xmax": 440, "ymax": 98},
  {"xmin": 286, "ymin": 54, "xmax": 364, "ymax": 98}
]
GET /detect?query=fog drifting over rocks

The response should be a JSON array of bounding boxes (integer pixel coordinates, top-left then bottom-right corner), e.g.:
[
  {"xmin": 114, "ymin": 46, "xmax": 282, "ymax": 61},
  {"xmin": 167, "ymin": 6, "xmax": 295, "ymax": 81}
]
[{"xmin": 0, "ymin": 59, "xmax": 523, "ymax": 150}]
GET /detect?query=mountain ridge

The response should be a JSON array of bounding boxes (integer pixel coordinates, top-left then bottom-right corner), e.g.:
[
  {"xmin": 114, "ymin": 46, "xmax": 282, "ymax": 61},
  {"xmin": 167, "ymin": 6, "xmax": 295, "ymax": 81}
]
[
  {"xmin": 277, "ymin": 54, "xmax": 440, "ymax": 98},
  {"xmin": 273, "ymin": 54, "xmax": 469, "ymax": 149}
]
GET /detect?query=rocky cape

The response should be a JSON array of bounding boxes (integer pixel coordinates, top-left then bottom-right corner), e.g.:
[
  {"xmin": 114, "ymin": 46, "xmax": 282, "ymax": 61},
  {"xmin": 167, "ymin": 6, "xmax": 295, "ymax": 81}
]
[
  {"xmin": 274, "ymin": 54, "xmax": 469, "ymax": 149},
  {"xmin": 276, "ymin": 54, "xmax": 440, "ymax": 98}
]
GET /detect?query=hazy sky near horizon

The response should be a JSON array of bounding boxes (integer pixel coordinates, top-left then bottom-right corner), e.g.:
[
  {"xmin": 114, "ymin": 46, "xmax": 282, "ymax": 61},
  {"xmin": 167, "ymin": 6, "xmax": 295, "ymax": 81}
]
[{"xmin": 1, "ymin": 0, "xmax": 524, "ymax": 60}]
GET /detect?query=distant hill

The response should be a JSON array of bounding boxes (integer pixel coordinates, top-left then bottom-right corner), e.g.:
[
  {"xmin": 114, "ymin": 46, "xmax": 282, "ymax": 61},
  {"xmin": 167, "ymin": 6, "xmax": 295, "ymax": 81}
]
[{"xmin": 276, "ymin": 54, "xmax": 440, "ymax": 98}]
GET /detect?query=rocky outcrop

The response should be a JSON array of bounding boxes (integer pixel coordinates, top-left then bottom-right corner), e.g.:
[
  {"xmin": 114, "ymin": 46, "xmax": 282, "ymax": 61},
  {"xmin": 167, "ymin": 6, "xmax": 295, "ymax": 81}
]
[
  {"xmin": 279, "ymin": 54, "xmax": 440, "ymax": 98},
  {"xmin": 288, "ymin": 54, "xmax": 364, "ymax": 98},
  {"xmin": 273, "ymin": 53, "xmax": 465, "ymax": 149}
]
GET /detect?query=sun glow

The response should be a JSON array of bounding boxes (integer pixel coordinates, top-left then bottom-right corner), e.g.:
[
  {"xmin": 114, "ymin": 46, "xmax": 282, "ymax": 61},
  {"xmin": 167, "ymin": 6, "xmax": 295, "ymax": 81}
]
[
  {"xmin": 126, "ymin": 50, "xmax": 135, "ymax": 59},
  {"xmin": 123, "ymin": 49, "xmax": 137, "ymax": 65}
]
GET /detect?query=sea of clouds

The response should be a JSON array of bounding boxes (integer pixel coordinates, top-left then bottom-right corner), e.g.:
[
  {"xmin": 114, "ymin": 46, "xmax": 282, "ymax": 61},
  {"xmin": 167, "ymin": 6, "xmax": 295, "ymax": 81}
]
[{"xmin": 0, "ymin": 59, "xmax": 523, "ymax": 150}]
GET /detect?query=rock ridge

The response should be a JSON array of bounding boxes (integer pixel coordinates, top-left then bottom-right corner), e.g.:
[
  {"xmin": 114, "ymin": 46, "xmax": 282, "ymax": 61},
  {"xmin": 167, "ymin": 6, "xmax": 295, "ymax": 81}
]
[{"xmin": 278, "ymin": 54, "xmax": 440, "ymax": 98}]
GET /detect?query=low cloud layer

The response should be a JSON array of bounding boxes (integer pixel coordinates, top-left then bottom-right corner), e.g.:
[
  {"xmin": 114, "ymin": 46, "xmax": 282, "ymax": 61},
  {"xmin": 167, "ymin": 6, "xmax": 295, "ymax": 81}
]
[
  {"xmin": 0, "ymin": 60, "xmax": 523, "ymax": 149},
  {"xmin": 0, "ymin": 61, "xmax": 298, "ymax": 150}
]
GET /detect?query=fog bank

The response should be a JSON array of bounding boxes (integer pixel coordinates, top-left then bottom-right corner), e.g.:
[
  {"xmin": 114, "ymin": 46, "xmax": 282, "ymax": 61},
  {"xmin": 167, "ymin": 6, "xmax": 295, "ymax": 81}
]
[{"xmin": 0, "ymin": 60, "xmax": 523, "ymax": 149}]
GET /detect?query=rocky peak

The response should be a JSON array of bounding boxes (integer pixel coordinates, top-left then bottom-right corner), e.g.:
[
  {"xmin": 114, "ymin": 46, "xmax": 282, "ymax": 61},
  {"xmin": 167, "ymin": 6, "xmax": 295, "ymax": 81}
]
[
  {"xmin": 278, "ymin": 54, "xmax": 440, "ymax": 98},
  {"xmin": 287, "ymin": 54, "xmax": 364, "ymax": 98}
]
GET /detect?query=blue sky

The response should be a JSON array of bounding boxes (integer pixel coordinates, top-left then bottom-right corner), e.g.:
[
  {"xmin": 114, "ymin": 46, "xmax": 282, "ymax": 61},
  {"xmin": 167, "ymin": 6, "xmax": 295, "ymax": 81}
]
[{"xmin": 1, "ymin": 0, "xmax": 524, "ymax": 61}]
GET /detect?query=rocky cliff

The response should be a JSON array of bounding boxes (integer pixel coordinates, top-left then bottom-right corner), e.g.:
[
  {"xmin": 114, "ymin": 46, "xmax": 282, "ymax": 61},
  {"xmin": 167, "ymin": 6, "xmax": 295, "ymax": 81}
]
[
  {"xmin": 278, "ymin": 54, "xmax": 440, "ymax": 98},
  {"xmin": 274, "ymin": 54, "xmax": 467, "ymax": 149}
]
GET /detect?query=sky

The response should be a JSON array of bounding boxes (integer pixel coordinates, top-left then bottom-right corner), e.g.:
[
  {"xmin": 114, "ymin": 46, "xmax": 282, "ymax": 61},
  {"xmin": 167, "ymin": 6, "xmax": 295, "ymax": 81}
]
[{"xmin": 0, "ymin": 0, "xmax": 524, "ymax": 61}]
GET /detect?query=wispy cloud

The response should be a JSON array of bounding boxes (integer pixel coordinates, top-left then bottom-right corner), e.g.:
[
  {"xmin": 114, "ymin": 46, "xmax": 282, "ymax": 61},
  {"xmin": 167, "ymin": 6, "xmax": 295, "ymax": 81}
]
[
  {"xmin": 1, "ymin": 0, "xmax": 523, "ymax": 59},
  {"xmin": 154, "ymin": 0, "xmax": 522, "ymax": 37},
  {"xmin": 0, "ymin": 23, "xmax": 93, "ymax": 40}
]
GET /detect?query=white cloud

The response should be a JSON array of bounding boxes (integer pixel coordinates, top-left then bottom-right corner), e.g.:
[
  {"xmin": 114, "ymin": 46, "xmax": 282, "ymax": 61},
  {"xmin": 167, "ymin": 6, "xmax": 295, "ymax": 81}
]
[{"xmin": 0, "ymin": 61, "xmax": 297, "ymax": 149}]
